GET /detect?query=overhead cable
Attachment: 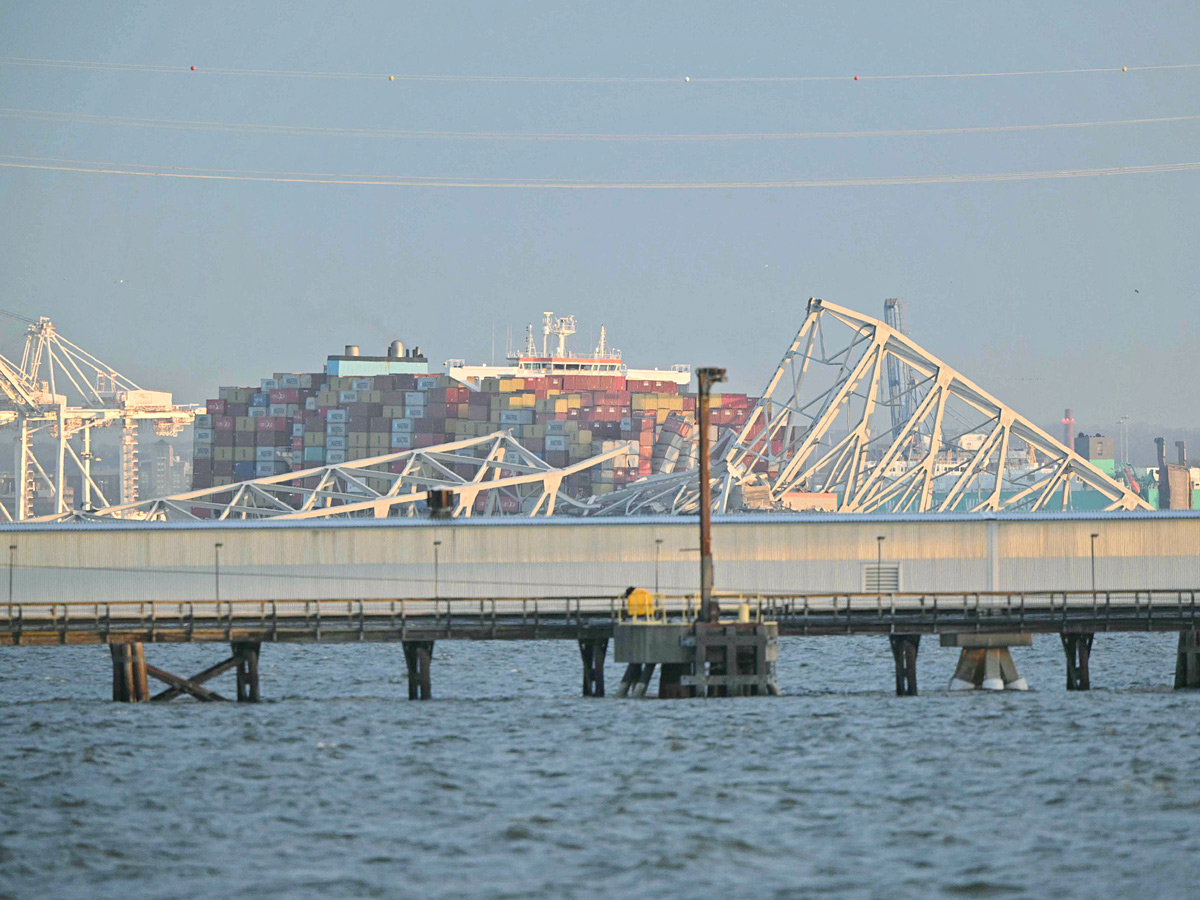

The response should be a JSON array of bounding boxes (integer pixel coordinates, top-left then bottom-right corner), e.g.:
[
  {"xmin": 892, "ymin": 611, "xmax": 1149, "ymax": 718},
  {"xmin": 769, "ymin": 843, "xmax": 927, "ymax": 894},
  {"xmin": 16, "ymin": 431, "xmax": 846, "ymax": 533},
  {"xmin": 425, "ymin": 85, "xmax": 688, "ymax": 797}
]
[
  {"xmin": 1, "ymin": 54, "xmax": 1198, "ymax": 83},
  {"xmin": 1, "ymin": 154, "xmax": 1197, "ymax": 189},
  {"xmin": 1, "ymin": 106, "xmax": 1196, "ymax": 142}
]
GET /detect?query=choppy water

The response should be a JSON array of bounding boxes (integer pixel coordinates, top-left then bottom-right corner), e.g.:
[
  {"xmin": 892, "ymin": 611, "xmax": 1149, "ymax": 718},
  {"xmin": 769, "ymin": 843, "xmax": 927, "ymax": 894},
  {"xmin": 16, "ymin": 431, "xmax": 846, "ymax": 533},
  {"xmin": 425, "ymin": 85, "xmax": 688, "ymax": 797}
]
[{"xmin": 2, "ymin": 633, "xmax": 1199, "ymax": 899}]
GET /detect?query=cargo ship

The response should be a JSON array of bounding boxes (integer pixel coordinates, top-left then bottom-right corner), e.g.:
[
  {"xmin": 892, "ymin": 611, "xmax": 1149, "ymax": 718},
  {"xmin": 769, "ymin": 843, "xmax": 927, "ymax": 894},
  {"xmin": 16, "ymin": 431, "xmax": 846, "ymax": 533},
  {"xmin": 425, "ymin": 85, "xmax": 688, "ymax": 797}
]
[{"xmin": 190, "ymin": 313, "xmax": 755, "ymax": 512}]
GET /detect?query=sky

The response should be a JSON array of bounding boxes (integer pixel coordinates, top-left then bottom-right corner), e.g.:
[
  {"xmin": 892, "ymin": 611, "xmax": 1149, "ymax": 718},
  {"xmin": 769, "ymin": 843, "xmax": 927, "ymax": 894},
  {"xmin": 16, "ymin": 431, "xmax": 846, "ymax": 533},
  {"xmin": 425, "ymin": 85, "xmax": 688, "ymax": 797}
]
[{"xmin": 0, "ymin": 1, "xmax": 1197, "ymax": 464}]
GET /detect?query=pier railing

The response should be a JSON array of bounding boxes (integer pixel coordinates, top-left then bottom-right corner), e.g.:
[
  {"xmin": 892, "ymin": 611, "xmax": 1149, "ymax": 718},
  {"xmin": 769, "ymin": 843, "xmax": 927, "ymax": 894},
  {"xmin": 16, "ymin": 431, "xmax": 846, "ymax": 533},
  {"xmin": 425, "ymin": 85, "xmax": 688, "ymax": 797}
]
[{"xmin": 2, "ymin": 589, "xmax": 1197, "ymax": 645}]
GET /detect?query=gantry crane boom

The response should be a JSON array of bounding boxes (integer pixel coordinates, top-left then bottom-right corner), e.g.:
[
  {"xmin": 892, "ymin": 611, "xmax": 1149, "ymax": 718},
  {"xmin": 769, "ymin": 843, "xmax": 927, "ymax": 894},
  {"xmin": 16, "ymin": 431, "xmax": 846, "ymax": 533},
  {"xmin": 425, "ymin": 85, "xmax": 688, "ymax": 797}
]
[{"xmin": 0, "ymin": 306, "xmax": 199, "ymax": 520}]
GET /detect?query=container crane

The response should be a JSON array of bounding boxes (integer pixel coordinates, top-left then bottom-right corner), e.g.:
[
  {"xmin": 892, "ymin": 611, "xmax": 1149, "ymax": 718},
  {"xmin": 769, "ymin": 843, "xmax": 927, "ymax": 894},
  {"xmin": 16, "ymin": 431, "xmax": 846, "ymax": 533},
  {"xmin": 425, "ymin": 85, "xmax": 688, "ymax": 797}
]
[{"xmin": 0, "ymin": 308, "xmax": 199, "ymax": 520}]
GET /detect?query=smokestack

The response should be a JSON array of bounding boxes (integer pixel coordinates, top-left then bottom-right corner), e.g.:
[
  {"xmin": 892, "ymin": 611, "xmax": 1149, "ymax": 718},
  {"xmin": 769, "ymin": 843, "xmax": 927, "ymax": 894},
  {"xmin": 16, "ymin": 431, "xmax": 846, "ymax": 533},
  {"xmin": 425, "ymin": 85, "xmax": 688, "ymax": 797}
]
[
  {"xmin": 344, "ymin": 344, "xmax": 360, "ymax": 357},
  {"xmin": 1062, "ymin": 408, "xmax": 1075, "ymax": 449},
  {"xmin": 1176, "ymin": 440, "xmax": 1188, "ymax": 467}
]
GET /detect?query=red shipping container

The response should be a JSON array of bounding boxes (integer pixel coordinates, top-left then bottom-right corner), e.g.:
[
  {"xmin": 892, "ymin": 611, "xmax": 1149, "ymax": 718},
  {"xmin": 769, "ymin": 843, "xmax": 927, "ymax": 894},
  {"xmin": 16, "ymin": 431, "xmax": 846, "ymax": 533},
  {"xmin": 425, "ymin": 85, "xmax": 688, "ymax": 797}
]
[
  {"xmin": 257, "ymin": 416, "xmax": 285, "ymax": 432},
  {"xmin": 192, "ymin": 459, "xmax": 213, "ymax": 476},
  {"xmin": 191, "ymin": 506, "xmax": 213, "ymax": 518},
  {"xmin": 206, "ymin": 399, "xmax": 226, "ymax": 415},
  {"xmin": 370, "ymin": 416, "xmax": 391, "ymax": 432},
  {"xmin": 349, "ymin": 417, "xmax": 370, "ymax": 432},
  {"xmin": 214, "ymin": 416, "xmax": 235, "ymax": 430},
  {"xmin": 270, "ymin": 388, "xmax": 300, "ymax": 404},
  {"xmin": 226, "ymin": 403, "xmax": 249, "ymax": 417},
  {"xmin": 292, "ymin": 437, "xmax": 304, "ymax": 451}
]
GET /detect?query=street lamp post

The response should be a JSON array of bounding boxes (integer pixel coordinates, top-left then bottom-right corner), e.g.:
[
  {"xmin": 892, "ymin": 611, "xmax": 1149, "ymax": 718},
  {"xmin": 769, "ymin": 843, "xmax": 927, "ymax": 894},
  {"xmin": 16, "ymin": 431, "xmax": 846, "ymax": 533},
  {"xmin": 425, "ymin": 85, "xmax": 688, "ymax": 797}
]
[
  {"xmin": 876, "ymin": 535, "xmax": 885, "ymax": 604},
  {"xmin": 1090, "ymin": 532, "xmax": 1099, "ymax": 601},
  {"xmin": 8, "ymin": 544, "xmax": 16, "ymax": 607},
  {"xmin": 654, "ymin": 538, "xmax": 663, "ymax": 596},
  {"xmin": 214, "ymin": 542, "xmax": 223, "ymax": 604},
  {"xmin": 433, "ymin": 540, "xmax": 442, "ymax": 599}
]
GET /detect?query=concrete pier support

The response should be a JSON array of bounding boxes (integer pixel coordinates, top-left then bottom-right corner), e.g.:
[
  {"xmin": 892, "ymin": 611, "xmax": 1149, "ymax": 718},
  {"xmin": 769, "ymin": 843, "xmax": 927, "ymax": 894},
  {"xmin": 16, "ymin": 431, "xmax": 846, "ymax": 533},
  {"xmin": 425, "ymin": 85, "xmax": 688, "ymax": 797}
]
[
  {"xmin": 632, "ymin": 663, "xmax": 656, "ymax": 698},
  {"xmin": 943, "ymin": 634, "xmax": 1030, "ymax": 691},
  {"xmin": 616, "ymin": 663, "xmax": 642, "ymax": 698},
  {"xmin": 1061, "ymin": 633, "xmax": 1094, "ymax": 691},
  {"xmin": 889, "ymin": 635, "xmax": 920, "ymax": 696},
  {"xmin": 232, "ymin": 641, "xmax": 261, "ymax": 702},
  {"xmin": 613, "ymin": 621, "xmax": 779, "ymax": 698},
  {"xmin": 578, "ymin": 638, "xmax": 608, "ymax": 697},
  {"xmin": 658, "ymin": 663, "xmax": 692, "ymax": 699},
  {"xmin": 110, "ymin": 642, "xmax": 150, "ymax": 702},
  {"xmin": 402, "ymin": 640, "xmax": 434, "ymax": 700},
  {"xmin": 1175, "ymin": 630, "xmax": 1200, "ymax": 689}
]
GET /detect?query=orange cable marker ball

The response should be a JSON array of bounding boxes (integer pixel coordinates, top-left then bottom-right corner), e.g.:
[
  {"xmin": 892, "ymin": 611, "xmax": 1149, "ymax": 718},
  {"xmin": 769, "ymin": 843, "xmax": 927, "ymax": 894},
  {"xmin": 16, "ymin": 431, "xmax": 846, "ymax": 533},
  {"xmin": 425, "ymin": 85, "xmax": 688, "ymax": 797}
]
[
  {"xmin": 389, "ymin": 75, "xmax": 395, "ymax": 81},
  {"xmin": 1122, "ymin": 66, "xmax": 1128, "ymax": 72},
  {"xmin": 853, "ymin": 75, "xmax": 859, "ymax": 81},
  {"xmin": 190, "ymin": 65, "xmax": 196, "ymax": 71}
]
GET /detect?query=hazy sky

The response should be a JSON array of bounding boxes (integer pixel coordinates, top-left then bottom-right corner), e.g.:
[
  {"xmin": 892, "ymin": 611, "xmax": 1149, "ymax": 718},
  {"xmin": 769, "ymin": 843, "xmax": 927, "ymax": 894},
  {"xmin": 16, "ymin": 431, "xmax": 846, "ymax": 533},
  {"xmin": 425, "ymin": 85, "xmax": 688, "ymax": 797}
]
[{"xmin": 1, "ymin": 1, "xmax": 1197, "ymax": 451}]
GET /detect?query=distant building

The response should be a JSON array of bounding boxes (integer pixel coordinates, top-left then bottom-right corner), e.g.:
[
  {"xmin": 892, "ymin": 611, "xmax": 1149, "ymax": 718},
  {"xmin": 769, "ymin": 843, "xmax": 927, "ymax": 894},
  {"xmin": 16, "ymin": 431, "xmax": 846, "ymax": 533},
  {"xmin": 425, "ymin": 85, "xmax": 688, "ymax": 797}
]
[
  {"xmin": 1074, "ymin": 433, "xmax": 1114, "ymax": 461},
  {"xmin": 143, "ymin": 440, "xmax": 192, "ymax": 498}
]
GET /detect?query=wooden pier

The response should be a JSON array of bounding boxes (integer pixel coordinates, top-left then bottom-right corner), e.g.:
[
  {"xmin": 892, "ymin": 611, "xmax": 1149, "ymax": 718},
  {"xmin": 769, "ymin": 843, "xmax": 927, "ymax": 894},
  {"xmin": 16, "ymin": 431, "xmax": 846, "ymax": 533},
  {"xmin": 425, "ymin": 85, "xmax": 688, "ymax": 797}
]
[{"xmin": 2, "ymin": 589, "xmax": 1197, "ymax": 701}]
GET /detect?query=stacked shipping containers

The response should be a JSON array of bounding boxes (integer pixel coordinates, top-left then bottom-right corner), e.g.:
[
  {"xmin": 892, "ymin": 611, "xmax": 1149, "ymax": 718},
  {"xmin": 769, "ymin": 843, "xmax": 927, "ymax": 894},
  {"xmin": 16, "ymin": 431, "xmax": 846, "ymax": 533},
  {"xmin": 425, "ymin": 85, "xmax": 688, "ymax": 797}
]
[{"xmin": 192, "ymin": 367, "xmax": 759, "ymax": 512}]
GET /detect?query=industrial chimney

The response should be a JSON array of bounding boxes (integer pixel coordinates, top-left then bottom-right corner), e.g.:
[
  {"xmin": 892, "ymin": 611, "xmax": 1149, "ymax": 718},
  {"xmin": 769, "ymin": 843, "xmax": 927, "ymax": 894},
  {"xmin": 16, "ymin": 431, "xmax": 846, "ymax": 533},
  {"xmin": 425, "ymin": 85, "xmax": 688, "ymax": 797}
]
[
  {"xmin": 1062, "ymin": 408, "xmax": 1075, "ymax": 448},
  {"xmin": 344, "ymin": 345, "xmax": 360, "ymax": 357}
]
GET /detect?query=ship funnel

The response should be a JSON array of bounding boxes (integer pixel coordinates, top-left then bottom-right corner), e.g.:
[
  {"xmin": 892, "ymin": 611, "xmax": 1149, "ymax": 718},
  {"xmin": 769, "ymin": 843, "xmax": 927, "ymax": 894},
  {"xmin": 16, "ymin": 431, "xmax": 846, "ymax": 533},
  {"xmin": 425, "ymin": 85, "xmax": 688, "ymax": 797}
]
[
  {"xmin": 388, "ymin": 340, "xmax": 405, "ymax": 358},
  {"xmin": 345, "ymin": 345, "xmax": 360, "ymax": 357}
]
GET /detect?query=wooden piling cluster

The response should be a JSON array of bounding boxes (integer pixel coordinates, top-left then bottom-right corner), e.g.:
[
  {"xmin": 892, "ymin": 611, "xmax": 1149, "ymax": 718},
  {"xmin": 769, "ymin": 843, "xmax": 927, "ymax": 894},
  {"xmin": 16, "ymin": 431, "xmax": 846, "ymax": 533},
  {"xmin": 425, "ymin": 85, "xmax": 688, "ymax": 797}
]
[
  {"xmin": 110, "ymin": 642, "xmax": 150, "ymax": 702},
  {"xmin": 109, "ymin": 640, "xmax": 261, "ymax": 702}
]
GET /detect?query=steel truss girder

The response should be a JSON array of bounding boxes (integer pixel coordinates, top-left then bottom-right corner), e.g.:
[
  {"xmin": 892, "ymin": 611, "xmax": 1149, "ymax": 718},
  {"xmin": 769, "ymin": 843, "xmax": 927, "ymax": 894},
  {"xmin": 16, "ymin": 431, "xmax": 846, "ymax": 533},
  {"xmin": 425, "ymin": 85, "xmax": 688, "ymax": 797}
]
[{"xmin": 29, "ymin": 432, "xmax": 637, "ymax": 523}]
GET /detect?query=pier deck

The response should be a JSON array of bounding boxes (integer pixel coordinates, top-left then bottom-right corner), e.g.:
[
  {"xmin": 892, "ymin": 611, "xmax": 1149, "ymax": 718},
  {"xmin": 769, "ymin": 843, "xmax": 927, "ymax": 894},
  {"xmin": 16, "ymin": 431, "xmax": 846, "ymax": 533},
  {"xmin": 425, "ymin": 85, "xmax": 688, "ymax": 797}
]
[{"xmin": 4, "ymin": 589, "xmax": 1196, "ymax": 645}]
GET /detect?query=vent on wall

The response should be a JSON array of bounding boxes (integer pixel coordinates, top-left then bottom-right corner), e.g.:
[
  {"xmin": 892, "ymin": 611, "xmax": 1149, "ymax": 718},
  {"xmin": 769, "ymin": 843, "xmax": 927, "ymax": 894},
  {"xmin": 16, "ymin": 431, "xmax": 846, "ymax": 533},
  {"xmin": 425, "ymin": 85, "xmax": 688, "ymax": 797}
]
[{"xmin": 863, "ymin": 563, "xmax": 901, "ymax": 593}]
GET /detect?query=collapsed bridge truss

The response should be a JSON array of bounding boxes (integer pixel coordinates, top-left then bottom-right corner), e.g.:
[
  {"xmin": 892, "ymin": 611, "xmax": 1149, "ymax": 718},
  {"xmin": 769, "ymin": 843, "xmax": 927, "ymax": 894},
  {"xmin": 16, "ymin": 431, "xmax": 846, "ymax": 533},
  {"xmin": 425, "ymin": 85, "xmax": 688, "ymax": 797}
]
[
  {"xmin": 31, "ymin": 432, "xmax": 634, "ymax": 522},
  {"xmin": 584, "ymin": 297, "xmax": 1150, "ymax": 516}
]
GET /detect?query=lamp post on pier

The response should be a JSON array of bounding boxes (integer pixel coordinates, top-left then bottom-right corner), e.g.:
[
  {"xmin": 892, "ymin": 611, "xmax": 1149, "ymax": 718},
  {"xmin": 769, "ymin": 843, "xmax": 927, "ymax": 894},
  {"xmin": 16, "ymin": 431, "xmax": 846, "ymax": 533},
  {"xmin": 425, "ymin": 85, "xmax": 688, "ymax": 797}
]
[
  {"xmin": 433, "ymin": 540, "xmax": 442, "ymax": 600},
  {"xmin": 696, "ymin": 366, "xmax": 727, "ymax": 622},
  {"xmin": 876, "ymin": 535, "xmax": 885, "ymax": 604},
  {"xmin": 654, "ymin": 538, "xmax": 663, "ymax": 596},
  {"xmin": 214, "ymin": 542, "xmax": 223, "ymax": 604},
  {"xmin": 1090, "ymin": 532, "xmax": 1099, "ymax": 602}
]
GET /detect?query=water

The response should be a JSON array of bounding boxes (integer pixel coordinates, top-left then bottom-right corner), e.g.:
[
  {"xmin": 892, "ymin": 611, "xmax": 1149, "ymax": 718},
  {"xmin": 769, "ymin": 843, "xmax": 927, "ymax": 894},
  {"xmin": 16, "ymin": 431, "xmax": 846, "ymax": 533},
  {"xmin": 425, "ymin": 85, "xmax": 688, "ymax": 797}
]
[{"xmin": 2, "ymin": 634, "xmax": 1199, "ymax": 899}]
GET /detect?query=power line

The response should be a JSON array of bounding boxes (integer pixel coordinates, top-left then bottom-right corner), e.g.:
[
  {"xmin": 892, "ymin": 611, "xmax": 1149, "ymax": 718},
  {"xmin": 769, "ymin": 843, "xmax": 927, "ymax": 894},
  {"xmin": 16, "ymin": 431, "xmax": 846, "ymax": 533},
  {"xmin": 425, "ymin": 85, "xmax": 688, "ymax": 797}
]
[
  {"xmin": 1, "ymin": 153, "xmax": 1197, "ymax": 189},
  {"xmin": 1, "ymin": 106, "xmax": 1196, "ymax": 142},
  {"xmin": 1, "ymin": 54, "xmax": 1198, "ymax": 83}
]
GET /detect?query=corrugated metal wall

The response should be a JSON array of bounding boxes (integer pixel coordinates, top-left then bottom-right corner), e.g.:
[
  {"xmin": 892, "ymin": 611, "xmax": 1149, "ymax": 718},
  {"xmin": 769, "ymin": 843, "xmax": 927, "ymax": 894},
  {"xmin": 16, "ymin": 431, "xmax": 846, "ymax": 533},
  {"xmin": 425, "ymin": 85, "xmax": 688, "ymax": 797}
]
[{"xmin": 2, "ymin": 514, "xmax": 1197, "ymax": 604}]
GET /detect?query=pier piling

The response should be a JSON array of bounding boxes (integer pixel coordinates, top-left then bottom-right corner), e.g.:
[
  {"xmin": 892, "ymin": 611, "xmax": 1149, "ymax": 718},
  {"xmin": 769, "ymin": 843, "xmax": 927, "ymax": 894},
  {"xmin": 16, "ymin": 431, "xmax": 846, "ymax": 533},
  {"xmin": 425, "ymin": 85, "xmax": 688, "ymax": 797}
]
[
  {"xmin": 233, "ymin": 641, "xmax": 261, "ymax": 702},
  {"xmin": 1175, "ymin": 630, "xmax": 1200, "ymax": 689},
  {"xmin": 889, "ymin": 635, "xmax": 920, "ymax": 696},
  {"xmin": 1061, "ymin": 633, "xmax": 1094, "ymax": 691},
  {"xmin": 110, "ymin": 642, "xmax": 150, "ymax": 702},
  {"xmin": 403, "ymin": 640, "xmax": 434, "ymax": 699},
  {"xmin": 578, "ymin": 638, "xmax": 608, "ymax": 697}
]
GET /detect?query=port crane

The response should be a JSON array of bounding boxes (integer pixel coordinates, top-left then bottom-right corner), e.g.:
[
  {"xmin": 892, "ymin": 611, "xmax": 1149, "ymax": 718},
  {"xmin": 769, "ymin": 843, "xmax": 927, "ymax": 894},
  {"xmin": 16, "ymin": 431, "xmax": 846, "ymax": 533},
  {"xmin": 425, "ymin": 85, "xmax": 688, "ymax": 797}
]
[{"xmin": 0, "ymin": 308, "xmax": 198, "ymax": 520}]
